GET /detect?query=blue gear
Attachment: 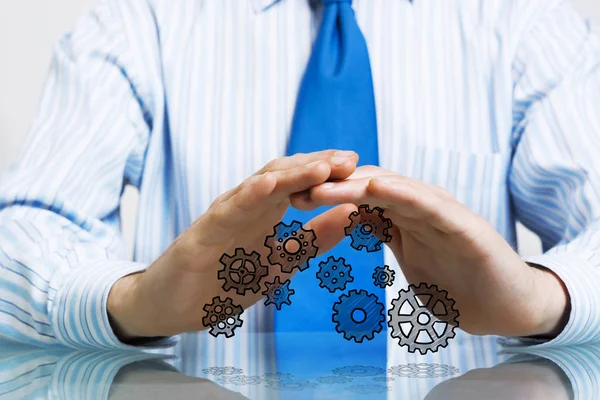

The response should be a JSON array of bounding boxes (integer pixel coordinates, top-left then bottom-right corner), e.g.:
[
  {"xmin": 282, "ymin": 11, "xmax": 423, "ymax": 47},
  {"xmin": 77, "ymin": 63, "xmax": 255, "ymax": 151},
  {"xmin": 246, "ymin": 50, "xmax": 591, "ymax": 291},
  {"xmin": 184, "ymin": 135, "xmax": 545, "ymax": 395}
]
[
  {"xmin": 263, "ymin": 276, "xmax": 295, "ymax": 310},
  {"xmin": 316, "ymin": 256, "xmax": 354, "ymax": 293},
  {"xmin": 372, "ymin": 265, "xmax": 395, "ymax": 288},
  {"xmin": 332, "ymin": 365, "xmax": 386, "ymax": 377},
  {"xmin": 344, "ymin": 205, "xmax": 392, "ymax": 252},
  {"xmin": 332, "ymin": 289, "xmax": 385, "ymax": 343}
]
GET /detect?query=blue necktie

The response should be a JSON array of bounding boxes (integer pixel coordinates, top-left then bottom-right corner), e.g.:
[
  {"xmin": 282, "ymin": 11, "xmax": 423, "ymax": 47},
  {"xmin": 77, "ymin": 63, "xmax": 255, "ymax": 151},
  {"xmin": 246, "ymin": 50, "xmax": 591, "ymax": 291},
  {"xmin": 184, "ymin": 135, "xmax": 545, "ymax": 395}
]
[{"xmin": 276, "ymin": 0, "xmax": 386, "ymax": 352}]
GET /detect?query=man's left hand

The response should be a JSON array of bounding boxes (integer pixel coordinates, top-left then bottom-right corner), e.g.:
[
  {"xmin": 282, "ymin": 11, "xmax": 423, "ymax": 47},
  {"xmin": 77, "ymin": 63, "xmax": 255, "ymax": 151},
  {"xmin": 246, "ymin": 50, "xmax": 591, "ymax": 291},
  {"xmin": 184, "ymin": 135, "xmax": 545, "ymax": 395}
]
[{"xmin": 292, "ymin": 166, "xmax": 570, "ymax": 338}]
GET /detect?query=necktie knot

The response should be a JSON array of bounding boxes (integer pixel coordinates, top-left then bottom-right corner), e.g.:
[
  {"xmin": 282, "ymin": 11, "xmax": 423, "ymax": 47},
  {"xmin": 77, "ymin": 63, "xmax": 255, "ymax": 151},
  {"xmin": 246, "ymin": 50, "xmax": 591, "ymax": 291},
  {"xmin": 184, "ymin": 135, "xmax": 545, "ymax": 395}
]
[{"xmin": 322, "ymin": 0, "xmax": 352, "ymax": 5}]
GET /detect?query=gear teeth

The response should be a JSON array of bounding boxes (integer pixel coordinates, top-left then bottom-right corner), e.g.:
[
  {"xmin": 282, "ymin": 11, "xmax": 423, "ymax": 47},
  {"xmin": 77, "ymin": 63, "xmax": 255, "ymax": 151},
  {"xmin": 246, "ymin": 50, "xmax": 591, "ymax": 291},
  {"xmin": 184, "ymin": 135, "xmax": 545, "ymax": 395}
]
[{"xmin": 264, "ymin": 220, "xmax": 318, "ymax": 273}]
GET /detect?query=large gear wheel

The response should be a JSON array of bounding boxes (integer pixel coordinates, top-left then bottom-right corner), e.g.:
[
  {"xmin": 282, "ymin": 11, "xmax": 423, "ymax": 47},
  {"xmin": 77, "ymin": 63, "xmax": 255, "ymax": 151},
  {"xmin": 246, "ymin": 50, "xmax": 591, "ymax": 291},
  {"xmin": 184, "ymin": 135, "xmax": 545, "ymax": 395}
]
[
  {"xmin": 264, "ymin": 220, "xmax": 318, "ymax": 273},
  {"xmin": 372, "ymin": 265, "xmax": 395, "ymax": 288},
  {"xmin": 344, "ymin": 205, "xmax": 392, "ymax": 252},
  {"xmin": 263, "ymin": 276, "xmax": 295, "ymax": 310},
  {"xmin": 218, "ymin": 248, "xmax": 268, "ymax": 295},
  {"xmin": 388, "ymin": 363, "xmax": 460, "ymax": 378},
  {"xmin": 316, "ymin": 256, "xmax": 354, "ymax": 293},
  {"xmin": 332, "ymin": 366, "xmax": 386, "ymax": 377},
  {"xmin": 388, "ymin": 283, "xmax": 459, "ymax": 355},
  {"xmin": 202, "ymin": 296, "xmax": 244, "ymax": 338},
  {"xmin": 332, "ymin": 289, "xmax": 385, "ymax": 343}
]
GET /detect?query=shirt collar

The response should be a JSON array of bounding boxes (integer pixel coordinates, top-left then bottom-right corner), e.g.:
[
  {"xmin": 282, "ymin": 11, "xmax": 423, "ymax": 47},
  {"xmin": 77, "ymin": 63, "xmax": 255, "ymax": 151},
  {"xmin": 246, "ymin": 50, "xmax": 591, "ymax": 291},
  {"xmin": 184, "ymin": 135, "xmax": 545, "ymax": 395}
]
[{"xmin": 253, "ymin": 0, "xmax": 413, "ymax": 14}]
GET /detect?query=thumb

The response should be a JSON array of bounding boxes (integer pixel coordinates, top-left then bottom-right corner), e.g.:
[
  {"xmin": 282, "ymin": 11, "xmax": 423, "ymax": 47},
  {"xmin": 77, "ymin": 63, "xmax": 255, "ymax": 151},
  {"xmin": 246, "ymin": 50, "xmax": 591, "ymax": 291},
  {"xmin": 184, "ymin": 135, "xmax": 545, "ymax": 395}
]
[{"xmin": 304, "ymin": 204, "xmax": 358, "ymax": 255}]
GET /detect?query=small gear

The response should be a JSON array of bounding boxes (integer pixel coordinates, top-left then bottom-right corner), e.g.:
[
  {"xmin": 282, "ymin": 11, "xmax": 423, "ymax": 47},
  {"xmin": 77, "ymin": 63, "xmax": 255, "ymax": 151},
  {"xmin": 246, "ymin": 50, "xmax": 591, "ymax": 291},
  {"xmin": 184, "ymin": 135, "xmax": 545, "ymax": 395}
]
[
  {"xmin": 388, "ymin": 283, "xmax": 459, "ymax": 355},
  {"xmin": 346, "ymin": 384, "xmax": 390, "ymax": 394},
  {"xmin": 264, "ymin": 380, "xmax": 318, "ymax": 391},
  {"xmin": 344, "ymin": 205, "xmax": 392, "ymax": 252},
  {"xmin": 260, "ymin": 372, "xmax": 294, "ymax": 383},
  {"xmin": 264, "ymin": 220, "xmax": 318, "ymax": 273},
  {"xmin": 372, "ymin": 376, "xmax": 395, "ymax": 382},
  {"xmin": 202, "ymin": 296, "xmax": 244, "ymax": 338},
  {"xmin": 262, "ymin": 276, "xmax": 295, "ymax": 310},
  {"xmin": 332, "ymin": 365, "xmax": 386, "ymax": 377},
  {"xmin": 217, "ymin": 375, "xmax": 262, "ymax": 385},
  {"xmin": 316, "ymin": 256, "xmax": 354, "ymax": 293},
  {"xmin": 202, "ymin": 366, "xmax": 244, "ymax": 376},
  {"xmin": 332, "ymin": 290, "xmax": 385, "ymax": 343},
  {"xmin": 218, "ymin": 248, "xmax": 268, "ymax": 295},
  {"xmin": 316, "ymin": 375, "xmax": 353, "ymax": 384},
  {"xmin": 388, "ymin": 363, "xmax": 460, "ymax": 378},
  {"xmin": 372, "ymin": 265, "xmax": 395, "ymax": 288}
]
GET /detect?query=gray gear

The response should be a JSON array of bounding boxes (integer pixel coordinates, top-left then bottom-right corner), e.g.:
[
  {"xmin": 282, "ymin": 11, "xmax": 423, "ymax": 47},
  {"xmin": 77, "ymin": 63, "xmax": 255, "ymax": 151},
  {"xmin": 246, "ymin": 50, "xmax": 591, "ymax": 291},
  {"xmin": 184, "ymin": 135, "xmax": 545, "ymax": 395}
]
[
  {"xmin": 332, "ymin": 365, "xmax": 386, "ymax": 377},
  {"xmin": 264, "ymin": 380, "xmax": 318, "ymax": 391},
  {"xmin": 372, "ymin": 376, "xmax": 395, "ymax": 382},
  {"xmin": 264, "ymin": 220, "xmax": 318, "ymax": 273},
  {"xmin": 217, "ymin": 375, "xmax": 262, "ymax": 385},
  {"xmin": 316, "ymin": 256, "xmax": 354, "ymax": 293},
  {"xmin": 218, "ymin": 248, "xmax": 268, "ymax": 295},
  {"xmin": 388, "ymin": 363, "xmax": 460, "ymax": 378},
  {"xmin": 346, "ymin": 384, "xmax": 390, "ymax": 394},
  {"xmin": 388, "ymin": 283, "xmax": 459, "ymax": 355},
  {"xmin": 344, "ymin": 205, "xmax": 392, "ymax": 252},
  {"xmin": 202, "ymin": 366, "xmax": 244, "ymax": 376},
  {"xmin": 202, "ymin": 296, "xmax": 244, "ymax": 338},
  {"xmin": 316, "ymin": 375, "xmax": 353, "ymax": 384},
  {"xmin": 372, "ymin": 265, "xmax": 395, "ymax": 288},
  {"xmin": 260, "ymin": 372, "xmax": 294, "ymax": 383}
]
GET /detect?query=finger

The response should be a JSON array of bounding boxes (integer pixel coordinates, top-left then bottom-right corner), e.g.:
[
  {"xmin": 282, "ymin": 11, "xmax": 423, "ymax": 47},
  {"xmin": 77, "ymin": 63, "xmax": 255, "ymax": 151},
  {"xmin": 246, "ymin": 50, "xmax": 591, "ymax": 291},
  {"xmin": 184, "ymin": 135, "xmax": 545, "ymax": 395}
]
[
  {"xmin": 304, "ymin": 203, "xmax": 358, "ymax": 255},
  {"xmin": 257, "ymin": 150, "xmax": 358, "ymax": 180}
]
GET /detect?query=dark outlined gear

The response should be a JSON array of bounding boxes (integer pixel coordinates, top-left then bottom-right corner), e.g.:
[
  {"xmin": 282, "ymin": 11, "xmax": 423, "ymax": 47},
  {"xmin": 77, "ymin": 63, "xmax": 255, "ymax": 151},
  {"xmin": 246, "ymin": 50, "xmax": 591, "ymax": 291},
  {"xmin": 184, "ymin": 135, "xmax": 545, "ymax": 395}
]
[
  {"xmin": 217, "ymin": 375, "xmax": 262, "ymax": 385},
  {"xmin": 332, "ymin": 365, "xmax": 386, "ymax": 377},
  {"xmin": 202, "ymin": 296, "xmax": 244, "ymax": 338},
  {"xmin": 332, "ymin": 290, "xmax": 385, "ymax": 343},
  {"xmin": 263, "ymin": 276, "xmax": 295, "ymax": 310},
  {"xmin": 202, "ymin": 366, "xmax": 244, "ymax": 376},
  {"xmin": 388, "ymin": 363, "xmax": 460, "ymax": 378},
  {"xmin": 372, "ymin": 264, "xmax": 395, "ymax": 288},
  {"xmin": 218, "ymin": 248, "xmax": 268, "ymax": 295},
  {"xmin": 372, "ymin": 376, "xmax": 395, "ymax": 382},
  {"xmin": 344, "ymin": 205, "xmax": 392, "ymax": 252},
  {"xmin": 265, "ymin": 220, "xmax": 318, "ymax": 273},
  {"xmin": 316, "ymin": 375, "xmax": 353, "ymax": 384},
  {"xmin": 316, "ymin": 256, "xmax": 354, "ymax": 293},
  {"xmin": 260, "ymin": 372, "xmax": 294, "ymax": 383},
  {"xmin": 388, "ymin": 283, "xmax": 459, "ymax": 355}
]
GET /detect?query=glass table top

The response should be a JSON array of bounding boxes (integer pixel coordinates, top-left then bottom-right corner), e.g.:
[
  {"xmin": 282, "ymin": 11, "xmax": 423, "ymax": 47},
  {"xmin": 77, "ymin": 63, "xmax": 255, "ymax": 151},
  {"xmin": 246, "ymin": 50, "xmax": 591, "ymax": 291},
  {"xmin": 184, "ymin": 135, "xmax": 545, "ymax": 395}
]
[{"xmin": 0, "ymin": 331, "xmax": 596, "ymax": 399}]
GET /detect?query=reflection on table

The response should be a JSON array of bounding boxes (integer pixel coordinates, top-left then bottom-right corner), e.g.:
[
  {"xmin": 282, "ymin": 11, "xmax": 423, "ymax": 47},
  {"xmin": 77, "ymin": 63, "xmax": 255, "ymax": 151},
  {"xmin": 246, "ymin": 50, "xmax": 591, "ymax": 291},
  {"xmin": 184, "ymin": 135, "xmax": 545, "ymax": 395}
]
[{"xmin": 0, "ymin": 332, "xmax": 596, "ymax": 399}]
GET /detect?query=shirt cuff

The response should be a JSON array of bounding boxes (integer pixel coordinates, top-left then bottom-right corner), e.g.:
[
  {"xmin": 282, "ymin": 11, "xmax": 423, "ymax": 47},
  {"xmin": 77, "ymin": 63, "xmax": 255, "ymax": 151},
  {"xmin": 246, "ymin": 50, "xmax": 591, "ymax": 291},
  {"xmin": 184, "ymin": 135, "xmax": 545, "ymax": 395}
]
[
  {"xmin": 500, "ymin": 252, "xmax": 600, "ymax": 348},
  {"xmin": 48, "ymin": 261, "xmax": 176, "ymax": 349}
]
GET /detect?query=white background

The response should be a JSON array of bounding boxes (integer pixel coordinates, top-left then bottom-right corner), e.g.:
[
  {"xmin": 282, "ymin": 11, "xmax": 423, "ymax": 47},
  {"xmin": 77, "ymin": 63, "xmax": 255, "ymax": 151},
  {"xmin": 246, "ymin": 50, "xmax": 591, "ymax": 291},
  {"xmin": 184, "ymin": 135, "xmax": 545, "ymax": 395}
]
[{"xmin": 1, "ymin": 0, "xmax": 599, "ymax": 256}]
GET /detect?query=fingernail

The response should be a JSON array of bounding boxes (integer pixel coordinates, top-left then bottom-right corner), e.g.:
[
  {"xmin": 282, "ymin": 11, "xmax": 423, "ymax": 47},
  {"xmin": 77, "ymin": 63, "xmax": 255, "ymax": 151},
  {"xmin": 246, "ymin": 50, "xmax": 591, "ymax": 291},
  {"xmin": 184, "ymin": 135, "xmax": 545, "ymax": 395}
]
[
  {"xmin": 320, "ymin": 182, "xmax": 335, "ymax": 190},
  {"xmin": 335, "ymin": 150, "xmax": 355, "ymax": 157},
  {"xmin": 332, "ymin": 155, "xmax": 351, "ymax": 166},
  {"xmin": 307, "ymin": 161, "xmax": 322, "ymax": 168}
]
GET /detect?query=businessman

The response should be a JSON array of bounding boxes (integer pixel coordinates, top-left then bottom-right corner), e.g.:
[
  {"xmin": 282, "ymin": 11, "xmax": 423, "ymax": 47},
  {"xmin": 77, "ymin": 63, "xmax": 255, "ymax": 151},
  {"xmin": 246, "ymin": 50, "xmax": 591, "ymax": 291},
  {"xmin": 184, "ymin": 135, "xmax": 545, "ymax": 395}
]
[{"xmin": 0, "ymin": 0, "xmax": 599, "ymax": 354}]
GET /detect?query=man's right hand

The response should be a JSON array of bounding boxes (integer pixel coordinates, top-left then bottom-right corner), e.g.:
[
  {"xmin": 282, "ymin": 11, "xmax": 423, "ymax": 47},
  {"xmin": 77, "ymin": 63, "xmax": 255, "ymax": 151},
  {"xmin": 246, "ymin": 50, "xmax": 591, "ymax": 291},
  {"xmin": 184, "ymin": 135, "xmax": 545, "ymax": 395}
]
[{"xmin": 107, "ymin": 150, "xmax": 359, "ymax": 341}]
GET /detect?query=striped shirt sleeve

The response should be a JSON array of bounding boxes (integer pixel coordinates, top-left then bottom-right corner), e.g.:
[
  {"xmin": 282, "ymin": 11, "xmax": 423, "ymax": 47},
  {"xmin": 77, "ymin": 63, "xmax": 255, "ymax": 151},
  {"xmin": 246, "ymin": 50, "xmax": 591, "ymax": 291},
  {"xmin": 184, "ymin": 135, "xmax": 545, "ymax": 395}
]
[
  {"xmin": 508, "ymin": 0, "xmax": 600, "ymax": 346},
  {"xmin": 0, "ymin": 0, "xmax": 162, "ymax": 348}
]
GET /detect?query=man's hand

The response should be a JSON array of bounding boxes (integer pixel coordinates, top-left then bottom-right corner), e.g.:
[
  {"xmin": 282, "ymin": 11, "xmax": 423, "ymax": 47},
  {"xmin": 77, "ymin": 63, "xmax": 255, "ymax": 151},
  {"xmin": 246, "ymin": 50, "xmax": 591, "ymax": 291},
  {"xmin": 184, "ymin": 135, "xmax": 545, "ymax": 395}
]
[
  {"xmin": 107, "ymin": 150, "xmax": 359, "ymax": 340},
  {"xmin": 293, "ymin": 166, "xmax": 570, "ymax": 338}
]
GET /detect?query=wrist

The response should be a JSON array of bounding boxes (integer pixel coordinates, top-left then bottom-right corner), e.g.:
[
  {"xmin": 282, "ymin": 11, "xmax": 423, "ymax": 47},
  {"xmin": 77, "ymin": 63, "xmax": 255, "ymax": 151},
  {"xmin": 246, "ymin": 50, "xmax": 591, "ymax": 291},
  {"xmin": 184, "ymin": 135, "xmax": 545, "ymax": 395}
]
[
  {"xmin": 528, "ymin": 263, "xmax": 571, "ymax": 338},
  {"xmin": 107, "ymin": 272, "xmax": 153, "ymax": 341}
]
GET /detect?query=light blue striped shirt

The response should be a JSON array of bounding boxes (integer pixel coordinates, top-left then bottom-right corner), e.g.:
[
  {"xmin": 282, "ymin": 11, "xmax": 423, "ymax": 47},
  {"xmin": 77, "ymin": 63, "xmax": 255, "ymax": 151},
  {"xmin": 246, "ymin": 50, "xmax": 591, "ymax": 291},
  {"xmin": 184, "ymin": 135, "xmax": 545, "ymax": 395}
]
[{"xmin": 1, "ymin": 0, "xmax": 600, "ymax": 363}]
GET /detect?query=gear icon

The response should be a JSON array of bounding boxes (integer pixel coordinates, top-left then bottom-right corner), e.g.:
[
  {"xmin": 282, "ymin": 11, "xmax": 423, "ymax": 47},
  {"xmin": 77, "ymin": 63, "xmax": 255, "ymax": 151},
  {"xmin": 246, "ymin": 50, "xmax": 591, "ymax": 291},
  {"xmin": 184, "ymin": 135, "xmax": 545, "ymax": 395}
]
[
  {"xmin": 372, "ymin": 265, "xmax": 395, "ymax": 288},
  {"xmin": 263, "ymin": 276, "xmax": 295, "ymax": 310},
  {"xmin": 344, "ymin": 205, "xmax": 392, "ymax": 252},
  {"xmin": 316, "ymin": 375, "xmax": 353, "ymax": 384},
  {"xmin": 218, "ymin": 248, "xmax": 268, "ymax": 295},
  {"xmin": 332, "ymin": 366, "xmax": 386, "ymax": 377},
  {"xmin": 332, "ymin": 290, "xmax": 385, "ymax": 343},
  {"xmin": 260, "ymin": 372, "xmax": 294, "ymax": 383},
  {"xmin": 388, "ymin": 283, "xmax": 459, "ymax": 355},
  {"xmin": 264, "ymin": 220, "xmax": 318, "ymax": 273},
  {"xmin": 264, "ymin": 380, "xmax": 318, "ymax": 391},
  {"xmin": 346, "ymin": 384, "xmax": 390, "ymax": 395},
  {"xmin": 372, "ymin": 376, "xmax": 395, "ymax": 382},
  {"xmin": 388, "ymin": 363, "xmax": 460, "ymax": 378},
  {"xmin": 217, "ymin": 375, "xmax": 262, "ymax": 385},
  {"xmin": 202, "ymin": 296, "xmax": 244, "ymax": 338},
  {"xmin": 316, "ymin": 256, "xmax": 354, "ymax": 293},
  {"xmin": 202, "ymin": 366, "xmax": 244, "ymax": 376}
]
